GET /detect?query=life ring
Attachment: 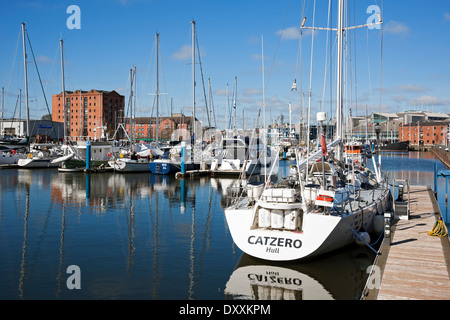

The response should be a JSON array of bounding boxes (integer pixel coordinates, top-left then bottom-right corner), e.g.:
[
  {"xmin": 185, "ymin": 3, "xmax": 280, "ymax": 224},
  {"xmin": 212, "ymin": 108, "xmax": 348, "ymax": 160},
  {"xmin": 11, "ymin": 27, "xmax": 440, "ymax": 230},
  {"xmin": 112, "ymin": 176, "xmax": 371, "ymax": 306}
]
[
  {"xmin": 107, "ymin": 152, "xmax": 112, "ymax": 158},
  {"xmin": 317, "ymin": 195, "xmax": 333, "ymax": 202},
  {"xmin": 27, "ymin": 153, "xmax": 33, "ymax": 159}
]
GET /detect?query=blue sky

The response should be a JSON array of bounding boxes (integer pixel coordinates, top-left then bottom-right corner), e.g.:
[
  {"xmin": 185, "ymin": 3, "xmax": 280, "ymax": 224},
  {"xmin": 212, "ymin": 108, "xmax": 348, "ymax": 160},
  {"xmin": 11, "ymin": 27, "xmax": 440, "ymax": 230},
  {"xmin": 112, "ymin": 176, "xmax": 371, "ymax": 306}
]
[{"xmin": 0, "ymin": 0, "xmax": 449, "ymax": 130}]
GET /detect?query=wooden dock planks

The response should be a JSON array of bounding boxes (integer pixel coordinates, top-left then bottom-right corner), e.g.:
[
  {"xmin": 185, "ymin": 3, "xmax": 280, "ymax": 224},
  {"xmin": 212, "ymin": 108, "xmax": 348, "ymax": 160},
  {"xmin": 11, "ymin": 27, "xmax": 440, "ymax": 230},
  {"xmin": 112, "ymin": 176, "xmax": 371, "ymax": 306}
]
[{"xmin": 377, "ymin": 185, "xmax": 450, "ymax": 300}]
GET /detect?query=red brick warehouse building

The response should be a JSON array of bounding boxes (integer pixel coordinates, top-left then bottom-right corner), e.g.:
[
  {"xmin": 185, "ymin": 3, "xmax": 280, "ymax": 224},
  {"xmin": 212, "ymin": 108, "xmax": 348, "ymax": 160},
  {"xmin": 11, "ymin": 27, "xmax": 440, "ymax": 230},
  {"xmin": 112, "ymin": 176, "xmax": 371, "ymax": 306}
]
[
  {"xmin": 125, "ymin": 113, "xmax": 201, "ymax": 141},
  {"xmin": 52, "ymin": 89, "xmax": 125, "ymax": 141},
  {"xmin": 399, "ymin": 121, "xmax": 448, "ymax": 149}
]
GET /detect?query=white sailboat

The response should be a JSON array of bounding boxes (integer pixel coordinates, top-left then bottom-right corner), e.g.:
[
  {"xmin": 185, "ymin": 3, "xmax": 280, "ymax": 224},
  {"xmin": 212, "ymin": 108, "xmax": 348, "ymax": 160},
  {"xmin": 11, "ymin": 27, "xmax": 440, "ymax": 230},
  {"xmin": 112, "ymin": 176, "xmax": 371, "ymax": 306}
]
[
  {"xmin": 17, "ymin": 23, "xmax": 61, "ymax": 169},
  {"xmin": 108, "ymin": 142, "xmax": 160, "ymax": 172},
  {"xmin": 150, "ymin": 21, "xmax": 203, "ymax": 175},
  {"xmin": 210, "ymin": 134, "xmax": 272, "ymax": 177},
  {"xmin": 223, "ymin": 0, "xmax": 391, "ymax": 262},
  {"xmin": 109, "ymin": 33, "xmax": 166, "ymax": 173},
  {"xmin": 18, "ymin": 146, "xmax": 61, "ymax": 168}
]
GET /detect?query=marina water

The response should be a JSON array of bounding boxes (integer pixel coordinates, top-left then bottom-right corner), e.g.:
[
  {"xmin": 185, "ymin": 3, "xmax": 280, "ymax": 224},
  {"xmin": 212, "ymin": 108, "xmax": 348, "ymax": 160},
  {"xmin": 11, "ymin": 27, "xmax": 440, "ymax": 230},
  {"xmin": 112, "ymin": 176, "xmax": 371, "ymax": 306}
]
[{"xmin": 0, "ymin": 151, "xmax": 448, "ymax": 300}]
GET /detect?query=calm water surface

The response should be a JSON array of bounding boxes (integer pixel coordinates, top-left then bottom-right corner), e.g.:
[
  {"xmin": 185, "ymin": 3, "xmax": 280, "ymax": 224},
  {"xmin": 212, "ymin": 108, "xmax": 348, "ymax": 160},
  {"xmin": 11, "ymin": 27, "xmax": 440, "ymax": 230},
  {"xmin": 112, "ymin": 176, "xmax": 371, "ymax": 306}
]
[{"xmin": 0, "ymin": 151, "xmax": 448, "ymax": 300}]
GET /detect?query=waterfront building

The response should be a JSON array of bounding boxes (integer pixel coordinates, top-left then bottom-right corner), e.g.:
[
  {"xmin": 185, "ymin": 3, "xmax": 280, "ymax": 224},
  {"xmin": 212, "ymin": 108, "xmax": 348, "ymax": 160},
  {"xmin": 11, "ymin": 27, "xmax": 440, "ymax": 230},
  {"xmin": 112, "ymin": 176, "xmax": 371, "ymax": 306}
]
[
  {"xmin": 125, "ymin": 113, "xmax": 201, "ymax": 142},
  {"xmin": 52, "ymin": 89, "xmax": 125, "ymax": 141},
  {"xmin": 0, "ymin": 118, "xmax": 64, "ymax": 142},
  {"xmin": 348, "ymin": 111, "xmax": 450, "ymax": 145},
  {"xmin": 399, "ymin": 121, "xmax": 449, "ymax": 149}
]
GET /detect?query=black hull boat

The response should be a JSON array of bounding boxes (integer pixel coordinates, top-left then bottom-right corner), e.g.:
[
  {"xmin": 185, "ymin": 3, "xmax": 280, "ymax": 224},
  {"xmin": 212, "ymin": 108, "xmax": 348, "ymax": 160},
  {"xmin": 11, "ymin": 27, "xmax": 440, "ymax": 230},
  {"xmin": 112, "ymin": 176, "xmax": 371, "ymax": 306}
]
[{"xmin": 377, "ymin": 141, "xmax": 409, "ymax": 152}]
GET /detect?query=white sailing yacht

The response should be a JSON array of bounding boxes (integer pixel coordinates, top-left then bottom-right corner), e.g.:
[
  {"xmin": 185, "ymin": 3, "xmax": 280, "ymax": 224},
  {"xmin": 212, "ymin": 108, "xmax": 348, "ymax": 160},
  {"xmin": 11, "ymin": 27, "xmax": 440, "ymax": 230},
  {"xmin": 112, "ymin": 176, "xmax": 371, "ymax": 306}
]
[
  {"xmin": 149, "ymin": 21, "xmax": 203, "ymax": 175},
  {"xmin": 210, "ymin": 134, "xmax": 272, "ymax": 177},
  {"xmin": 17, "ymin": 23, "xmax": 61, "ymax": 169},
  {"xmin": 223, "ymin": 0, "xmax": 391, "ymax": 261}
]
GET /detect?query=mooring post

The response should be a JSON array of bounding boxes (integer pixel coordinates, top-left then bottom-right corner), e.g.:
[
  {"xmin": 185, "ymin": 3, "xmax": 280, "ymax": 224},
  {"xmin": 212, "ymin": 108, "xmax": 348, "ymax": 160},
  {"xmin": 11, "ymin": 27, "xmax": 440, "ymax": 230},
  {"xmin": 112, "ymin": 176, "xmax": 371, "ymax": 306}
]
[
  {"xmin": 86, "ymin": 140, "xmax": 91, "ymax": 171},
  {"xmin": 181, "ymin": 141, "xmax": 185, "ymax": 174},
  {"xmin": 434, "ymin": 162, "xmax": 438, "ymax": 199}
]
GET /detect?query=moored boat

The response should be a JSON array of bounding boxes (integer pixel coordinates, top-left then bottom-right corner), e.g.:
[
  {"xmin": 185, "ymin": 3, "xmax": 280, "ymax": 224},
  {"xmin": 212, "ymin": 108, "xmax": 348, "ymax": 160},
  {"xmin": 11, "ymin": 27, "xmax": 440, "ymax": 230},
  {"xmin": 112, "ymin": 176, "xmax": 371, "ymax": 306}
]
[{"xmin": 223, "ymin": 0, "xmax": 391, "ymax": 262}]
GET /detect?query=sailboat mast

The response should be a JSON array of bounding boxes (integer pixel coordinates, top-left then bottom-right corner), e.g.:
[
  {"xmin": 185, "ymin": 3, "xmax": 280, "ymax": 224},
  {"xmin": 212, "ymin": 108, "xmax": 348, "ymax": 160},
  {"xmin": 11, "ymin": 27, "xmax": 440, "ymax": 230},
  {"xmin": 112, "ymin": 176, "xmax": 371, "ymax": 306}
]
[
  {"xmin": 232, "ymin": 76, "xmax": 237, "ymax": 131},
  {"xmin": 226, "ymin": 83, "xmax": 229, "ymax": 137},
  {"xmin": 156, "ymin": 32, "xmax": 160, "ymax": 143},
  {"xmin": 261, "ymin": 34, "xmax": 267, "ymax": 178},
  {"xmin": 336, "ymin": 0, "xmax": 344, "ymax": 161},
  {"xmin": 1, "ymin": 87, "xmax": 4, "ymax": 136},
  {"xmin": 133, "ymin": 65, "xmax": 136, "ymax": 141},
  {"xmin": 191, "ymin": 20, "xmax": 196, "ymax": 144},
  {"xmin": 130, "ymin": 68, "xmax": 134, "ymax": 142},
  {"xmin": 60, "ymin": 38, "xmax": 67, "ymax": 141},
  {"xmin": 21, "ymin": 22, "xmax": 30, "ymax": 138}
]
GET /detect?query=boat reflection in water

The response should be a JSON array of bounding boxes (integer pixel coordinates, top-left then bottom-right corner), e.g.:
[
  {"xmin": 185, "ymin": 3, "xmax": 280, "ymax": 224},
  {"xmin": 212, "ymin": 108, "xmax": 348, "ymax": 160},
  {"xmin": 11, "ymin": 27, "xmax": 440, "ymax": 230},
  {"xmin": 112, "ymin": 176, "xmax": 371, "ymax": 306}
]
[
  {"xmin": 225, "ymin": 245, "xmax": 376, "ymax": 300},
  {"xmin": 2, "ymin": 151, "xmax": 447, "ymax": 299}
]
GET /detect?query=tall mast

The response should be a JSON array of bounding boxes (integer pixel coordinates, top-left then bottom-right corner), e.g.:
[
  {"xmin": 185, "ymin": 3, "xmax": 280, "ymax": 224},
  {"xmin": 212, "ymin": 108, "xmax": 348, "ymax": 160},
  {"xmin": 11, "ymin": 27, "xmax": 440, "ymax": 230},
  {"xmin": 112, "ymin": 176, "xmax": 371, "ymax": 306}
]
[
  {"xmin": 133, "ymin": 65, "xmax": 136, "ymax": 142},
  {"xmin": 1, "ymin": 87, "xmax": 4, "ymax": 136},
  {"xmin": 232, "ymin": 76, "xmax": 237, "ymax": 131},
  {"xmin": 191, "ymin": 20, "xmax": 196, "ymax": 143},
  {"xmin": 155, "ymin": 32, "xmax": 160, "ymax": 143},
  {"xmin": 21, "ymin": 22, "xmax": 30, "ymax": 138},
  {"xmin": 19, "ymin": 89, "xmax": 21, "ymax": 122},
  {"xmin": 130, "ymin": 68, "xmax": 134, "ymax": 142},
  {"xmin": 226, "ymin": 83, "xmax": 229, "ymax": 137},
  {"xmin": 261, "ymin": 34, "xmax": 267, "ymax": 178},
  {"xmin": 336, "ymin": 0, "xmax": 344, "ymax": 160},
  {"xmin": 60, "ymin": 38, "xmax": 67, "ymax": 141}
]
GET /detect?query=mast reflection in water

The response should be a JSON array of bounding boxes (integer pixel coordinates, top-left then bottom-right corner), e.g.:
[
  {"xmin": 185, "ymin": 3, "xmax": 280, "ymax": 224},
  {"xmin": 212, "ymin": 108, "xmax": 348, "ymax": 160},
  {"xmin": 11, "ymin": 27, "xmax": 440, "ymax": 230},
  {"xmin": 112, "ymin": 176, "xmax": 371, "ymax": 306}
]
[{"xmin": 0, "ymin": 151, "xmax": 447, "ymax": 299}]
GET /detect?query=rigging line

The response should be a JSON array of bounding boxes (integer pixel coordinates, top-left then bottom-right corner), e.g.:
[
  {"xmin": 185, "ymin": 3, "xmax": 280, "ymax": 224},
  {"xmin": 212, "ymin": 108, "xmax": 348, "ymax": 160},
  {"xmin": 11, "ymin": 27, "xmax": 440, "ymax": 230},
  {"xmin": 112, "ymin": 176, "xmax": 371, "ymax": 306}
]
[
  {"xmin": 319, "ymin": 0, "xmax": 333, "ymax": 113},
  {"xmin": 352, "ymin": 0, "xmax": 359, "ymax": 116},
  {"xmin": 158, "ymin": 37, "xmax": 171, "ymax": 117},
  {"xmin": 298, "ymin": 0, "xmax": 307, "ymax": 142},
  {"xmin": 5, "ymin": 28, "xmax": 21, "ymax": 108},
  {"xmin": 43, "ymin": 44, "xmax": 59, "ymax": 95},
  {"xmin": 62, "ymin": 40, "xmax": 74, "ymax": 95},
  {"xmin": 294, "ymin": 0, "xmax": 307, "ymax": 85},
  {"xmin": 306, "ymin": 0, "xmax": 316, "ymax": 178},
  {"xmin": 265, "ymin": 0, "xmax": 292, "ymax": 89},
  {"xmin": 379, "ymin": 0, "xmax": 384, "ymax": 113},
  {"xmin": 320, "ymin": 37, "xmax": 337, "ymax": 117},
  {"xmin": 25, "ymin": 29, "xmax": 57, "ymax": 138},
  {"xmin": 208, "ymin": 80, "xmax": 217, "ymax": 128},
  {"xmin": 144, "ymin": 38, "xmax": 157, "ymax": 113},
  {"xmin": 195, "ymin": 29, "xmax": 211, "ymax": 128},
  {"xmin": 9, "ymin": 93, "xmax": 20, "ymax": 127},
  {"xmin": 366, "ymin": 27, "xmax": 374, "ymax": 111}
]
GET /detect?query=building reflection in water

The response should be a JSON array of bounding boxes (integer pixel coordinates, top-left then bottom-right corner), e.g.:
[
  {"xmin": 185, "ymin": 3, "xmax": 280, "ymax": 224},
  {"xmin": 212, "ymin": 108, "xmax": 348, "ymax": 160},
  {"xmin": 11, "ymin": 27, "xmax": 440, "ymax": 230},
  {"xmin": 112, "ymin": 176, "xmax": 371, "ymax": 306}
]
[{"xmin": 0, "ymin": 151, "xmax": 447, "ymax": 299}]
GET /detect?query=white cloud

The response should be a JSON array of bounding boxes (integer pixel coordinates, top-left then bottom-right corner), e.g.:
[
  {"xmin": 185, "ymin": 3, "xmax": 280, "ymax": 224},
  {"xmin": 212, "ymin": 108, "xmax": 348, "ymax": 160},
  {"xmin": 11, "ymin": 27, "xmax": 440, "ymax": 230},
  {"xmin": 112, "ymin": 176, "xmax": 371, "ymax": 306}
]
[
  {"xmin": 252, "ymin": 53, "xmax": 264, "ymax": 61},
  {"xmin": 243, "ymin": 87, "xmax": 261, "ymax": 97},
  {"xmin": 213, "ymin": 89, "xmax": 227, "ymax": 96},
  {"xmin": 36, "ymin": 55, "xmax": 53, "ymax": 64},
  {"xmin": 444, "ymin": 12, "xmax": 450, "ymax": 22},
  {"xmin": 275, "ymin": 26, "xmax": 315, "ymax": 40},
  {"xmin": 409, "ymin": 95, "xmax": 450, "ymax": 106},
  {"xmin": 384, "ymin": 21, "xmax": 409, "ymax": 35},
  {"xmin": 394, "ymin": 84, "xmax": 429, "ymax": 93},
  {"xmin": 171, "ymin": 45, "xmax": 191, "ymax": 61}
]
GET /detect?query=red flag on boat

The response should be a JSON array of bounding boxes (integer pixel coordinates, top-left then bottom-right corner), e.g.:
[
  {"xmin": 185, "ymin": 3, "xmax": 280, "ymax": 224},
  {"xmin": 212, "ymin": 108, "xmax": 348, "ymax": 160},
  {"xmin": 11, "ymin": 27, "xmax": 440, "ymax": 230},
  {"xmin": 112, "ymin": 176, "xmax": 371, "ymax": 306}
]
[{"xmin": 321, "ymin": 131, "xmax": 327, "ymax": 157}]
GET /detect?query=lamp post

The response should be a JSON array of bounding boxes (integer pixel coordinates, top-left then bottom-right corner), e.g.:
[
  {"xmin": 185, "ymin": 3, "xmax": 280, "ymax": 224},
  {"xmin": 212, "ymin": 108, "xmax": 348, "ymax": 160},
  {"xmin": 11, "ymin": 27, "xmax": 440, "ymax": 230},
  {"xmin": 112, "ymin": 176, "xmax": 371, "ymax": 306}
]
[{"xmin": 375, "ymin": 123, "xmax": 381, "ymax": 150}]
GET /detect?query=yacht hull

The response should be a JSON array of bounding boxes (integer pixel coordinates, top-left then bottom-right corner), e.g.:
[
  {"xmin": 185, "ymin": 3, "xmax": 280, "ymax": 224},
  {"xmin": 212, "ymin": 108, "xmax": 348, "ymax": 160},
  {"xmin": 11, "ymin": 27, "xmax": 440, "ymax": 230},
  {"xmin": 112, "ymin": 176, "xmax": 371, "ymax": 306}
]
[
  {"xmin": 109, "ymin": 159, "xmax": 151, "ymax": 172},
  {"xmin": 18, "ymin": 157, "xmax": 59, "ymax": 168},
  {"xmin": 224, "ymin": 188, "xmax": 390, "ymax": 261}
]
